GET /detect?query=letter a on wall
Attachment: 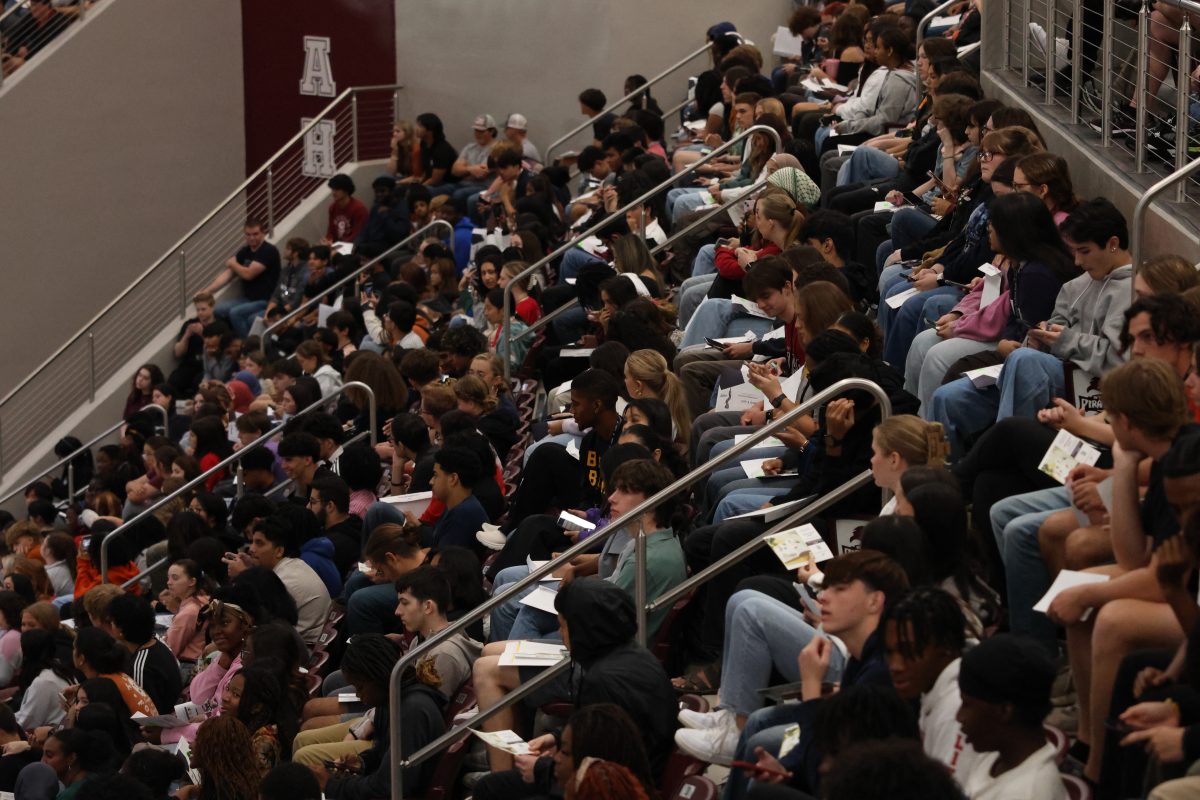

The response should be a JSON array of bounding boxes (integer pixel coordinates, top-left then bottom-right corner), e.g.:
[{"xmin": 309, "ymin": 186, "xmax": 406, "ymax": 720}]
[
  {"xmin": 299, "ymin": 35, "xmax": 337, "ymax": 97},
  {"xmin": 302, "ymin": 118, "xmax": 337, "ymax": 178}
]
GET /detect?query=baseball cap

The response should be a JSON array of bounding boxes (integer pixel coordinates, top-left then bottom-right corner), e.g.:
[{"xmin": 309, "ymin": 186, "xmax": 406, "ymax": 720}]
[
  {"xmin": 707, "ymin": 21, "xmax": 737, "ymax": 40},
  {"xmin": 473, "ymin": 114, "xmax": 497, "ymax": 131},
  {"xmin": 505, "ymin": 113, "xmax": 528, "ymax": 131}
]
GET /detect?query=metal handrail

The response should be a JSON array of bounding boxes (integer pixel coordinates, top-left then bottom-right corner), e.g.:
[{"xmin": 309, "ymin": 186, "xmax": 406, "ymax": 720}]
[
  {"xmin": 121, "ymin": 556, "xmax": 168, "ymax": 591},
  {"xmin": 543, "ymin": 40, "xmax": 711, "ymax": 164},
  {"xmin": 263, "ymin": 219, "xmax": 454, "ymax": 336},
  {"xmin": 502, "ymin": 123, "xmax": 784, "ymax": 381},
  {"xmin": 0, "ymin": 82, "xmax": 403, "ymax": 414},
  {"xmin": 916, "ymin": 0, "xmax": 962, "ymax": 45},
  {"xmin": 99, "ymin": 381, "xmax": 377, "ymax": 579},
  {"xmin": 388, "ymin": 377, "xmax": 886, "ymax": 799},
  {"xmin": 517, "ymin": 173, "xmax": 779, "ymax": 344},
  {"xmin": 1130, "ymin": 157, "xmax": 1200, "ymax": 293},
  {"xmin": 0, "ymin": 402, "xmax": 167, "ymax": 508}
]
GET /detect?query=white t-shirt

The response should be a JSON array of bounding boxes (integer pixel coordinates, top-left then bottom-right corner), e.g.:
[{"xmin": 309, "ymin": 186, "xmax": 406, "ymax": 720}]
[
  {"xmin": 960, "ymin": 742, "xmax": 1065, "ymax": 800},
  {"xmin": 919, "ymin": 659, "xmax": 982, "ymax": 779}
]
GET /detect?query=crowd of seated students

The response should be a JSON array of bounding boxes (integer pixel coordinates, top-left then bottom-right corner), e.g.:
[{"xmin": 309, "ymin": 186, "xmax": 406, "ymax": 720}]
[{"xmin": 5, "ymin": 6, "xmax": 1200, "ymax": 800}]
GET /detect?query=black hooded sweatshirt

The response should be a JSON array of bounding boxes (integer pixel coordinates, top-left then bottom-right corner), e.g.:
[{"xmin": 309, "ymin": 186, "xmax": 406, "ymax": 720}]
[{"xmin": 555, "ymin": 578, "xmax": 679, "ymax": 777}]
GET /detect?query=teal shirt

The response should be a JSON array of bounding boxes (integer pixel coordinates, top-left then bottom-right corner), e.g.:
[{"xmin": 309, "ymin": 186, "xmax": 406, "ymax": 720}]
[{"xmin": 611, "ymin": 528, "xmax": 687, "ymax": 639}]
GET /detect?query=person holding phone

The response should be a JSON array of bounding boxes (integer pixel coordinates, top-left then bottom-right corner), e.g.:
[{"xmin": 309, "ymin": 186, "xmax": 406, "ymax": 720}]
[{"xmin": 904, "ymin": 192, "xmax": 1076, "ymax": 411}]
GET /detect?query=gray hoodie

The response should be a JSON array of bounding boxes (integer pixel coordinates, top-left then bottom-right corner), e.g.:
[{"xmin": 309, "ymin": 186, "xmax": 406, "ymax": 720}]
[
  {"xmin": 1047, "ymin": 264, "xmax": 1132, "ymax": 377},
  {"xmin": 837, "ymin": 67, "xmax": 921, "ymax": 136}
]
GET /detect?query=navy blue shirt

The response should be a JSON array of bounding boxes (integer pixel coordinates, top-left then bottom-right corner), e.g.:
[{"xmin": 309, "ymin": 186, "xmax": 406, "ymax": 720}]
[{"xmin": 433, "ymin": 494, "xmax": 489, "ymax": 553}]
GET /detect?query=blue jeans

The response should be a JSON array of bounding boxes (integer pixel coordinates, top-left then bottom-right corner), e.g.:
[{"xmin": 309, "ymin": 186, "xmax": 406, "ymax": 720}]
[
  {"xmin": 991, "ymin": 486, "xmax": 1071, "ymax": 656},
  {"xmin": 682, "ymin": 298, "xmax": 777, "ymax": 349},
  {"xmin": 363, "ymin": 501, "xmax": 404, "ymax": 533},
  {"xmin": 346, "ymin": 581, "xmax": 400, "ymax": 636},
  {"xmin": 882, "ymin": 285, "xmax": 961, "ymax": 367},
  {"xmin": 691, "ymin": 243, "xmax": 719, "ymax": 278},
  {"xmin": 813, "ymin": 125, "xmax": 834, "ymax": 152},
  {"xmin": 931, "ymin": 348, "xmax": 1067, "ymax": 457},
  {"xmin": 557, "ymin": 248, "xmax": 604, "ymax": 284},
  {"xmin": 678, "ymin": 275, "xmax": 718, "ymax": 327},
  {"xmin": 723, "ymin": 704, "xmax": 806, "ymax": 800},
  {"xmin": 997, "ymin": 347, "xmax": 1066, "ymax": 419},
  {"xmin": 837, "ymin": 146, "xmax": 900, "ymax": 186},
  {"xmin": 874, "ymin": 262, "xmax": 908, "ymax": 332},
  {"xmin": 551, "ymin": 304, "xmax": 588, "ymax": 344},
  {"xmin": 451, "ymin": 181, "xmax": 489, "ymax": 215},
  {"xmin": 719, "ymin": 590, "xmax": 846, "ymax": 717},
  {"xmin": 215, "ymin": 298, "xmax": 268, "ymax": 338},
  {"xmin": 889, "ymin": 207, "xmax": 939, "ymax": 249},
  {"xmin": 489, "ymin": 566, "xmax": 543, "ymax": 642},
  {"xmin": 667, "ymin": 187, "xmax": 704, "ymax": 218},
  {"xmin": 905, "ymin": 329, "xmax": 995, "ymax": 411},
  {"xmin": 672, "ymin": 189, "xmax": 716, "ymax": 226},
  {"xmin": 928, "ymin": 377, "xmax": 998, "ymax": 459},
  {"xmin": 714, "ymin": 487, "xmax": 794, "ymax": 523},
  {"xmin": 702, "ymin": 450, "xmax": 790, "ymax": 518}
]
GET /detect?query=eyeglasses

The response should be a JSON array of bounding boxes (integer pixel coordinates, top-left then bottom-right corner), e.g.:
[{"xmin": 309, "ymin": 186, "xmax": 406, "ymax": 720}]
[{"xmin": 978, "ymin": 151, "xmax": 1000, "ymax": 162}]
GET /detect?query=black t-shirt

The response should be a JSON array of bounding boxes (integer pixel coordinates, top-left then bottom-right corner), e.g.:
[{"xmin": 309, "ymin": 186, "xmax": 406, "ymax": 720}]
[
  {"xmin": 174, "ymin": 316, "xmax": 204, "ymax": 362},
  {"xmin": 325, "ymin": 516, "xmax": 364, "ymax": 576},
  {"xmin": 131, "ymin": 639, "xmax": 183, "ymax": 714},
  {"xmin": 236, "ymin": 242, "xmax": 282, "ymax": 301},
  {"xmin": 1145, "ymin": 425, "xmax": 1200, "ymax": 547},
  {"xmin": 592, "ymin": 112, "xmax": 617, "ymax": 143},
  {"xmin": 578, "ymin": 419, "xmax": 623, "ymax": 508},
  {"xmin": 420, "ymin": 140, "xmax": 459, "ymax": 182}
]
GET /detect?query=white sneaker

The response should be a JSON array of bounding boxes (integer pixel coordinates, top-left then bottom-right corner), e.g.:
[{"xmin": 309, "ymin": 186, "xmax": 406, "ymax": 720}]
[
  {"xmin": 674, "ymin": 717, "xmax": 740, "ymax": 766},
  {"xmin": 452, "ymin": 704, "xmax": 480, "ymax": 726},
  {"xmin": 475, "ymin": 524, "xmax": 506, "ymax": 551},
  {"xmin": 678, "ymin": 705, "xmax": 732, "ymax": 731}
]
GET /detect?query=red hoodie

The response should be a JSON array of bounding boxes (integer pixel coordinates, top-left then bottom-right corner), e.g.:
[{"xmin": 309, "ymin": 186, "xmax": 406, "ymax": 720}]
[{"xmin": 715, "ymin": 242, "xmax": 783, "ymax": 280}]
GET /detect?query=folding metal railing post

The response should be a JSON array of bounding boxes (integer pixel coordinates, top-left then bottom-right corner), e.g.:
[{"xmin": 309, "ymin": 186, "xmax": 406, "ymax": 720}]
[
  {"xmin": 543, "ymin": 40, "xmax": 712, "ymax": 164},
  {"xmin": 1130, "ymin": 157, "xmax": 1200, "ymax": 292},
  {"xmin": 263, "ymin": 219, "xmax": 453, "ymax": 337},
  {"xmin": 917, "ymin": 0, "xmax": 962, "ymax": 46},
  {"xmin": 388, "ymin": 378, "xmax": 888, "ymax": 800},
  {"xmin": 501, "ymin": 123, "xmax": 783, "ymax": 382},
  {"xmin": 1174, "ymin": 20, "xmax": 1192, "ymax": 203},
  {"xmin": 1101, "ymin": 0, "xmax": 1114, "ymax": 147},
  {"xmin": 1134, "ymin": 1, "xmax": 1150, "ymax": 172},
  {"xmin": 0, "ymin": 403, "xmax": 168, "ymax": 509},
  {"xmin": 99, "ymin": 382, "xmax": 376, "ymax": 579}
]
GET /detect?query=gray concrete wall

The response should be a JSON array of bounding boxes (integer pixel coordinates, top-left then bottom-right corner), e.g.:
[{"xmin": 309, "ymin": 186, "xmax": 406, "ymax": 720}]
[
  {"xmin": 0, "ymin": 0, "xmax": 246, "ymax": 385},
  {"xmin": 393, "ymin": 2, "xmax": 792, "ymax": 159}
]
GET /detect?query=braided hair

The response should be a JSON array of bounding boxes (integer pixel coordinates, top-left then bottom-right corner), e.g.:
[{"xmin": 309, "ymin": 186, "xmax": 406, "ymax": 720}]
[
  {"xmin": 880, "ymin": 587, "xmax": 967, "ymax": 662},
  {"xmin": 235, "ymin": 660, "xmax": 298, "ymax": 760},
  {"xmin": 192, "ymin": 715, "xmax": 260, "ymax": 800}
]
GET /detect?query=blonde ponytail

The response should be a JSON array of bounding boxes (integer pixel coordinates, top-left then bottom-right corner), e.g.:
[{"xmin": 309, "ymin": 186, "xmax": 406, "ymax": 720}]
[
  {"xmin": 874, "ymin": 415, "xmax": 950, "ymax": 467},
  {"xmin": 626, "ymin": 349, "xmax": 691, "ymax": 442}
]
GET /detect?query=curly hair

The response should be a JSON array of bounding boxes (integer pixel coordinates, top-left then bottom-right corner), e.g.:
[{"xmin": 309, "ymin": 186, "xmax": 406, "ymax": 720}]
[
  {"xmin": 193, "ymin": 715, "xmax": 261, "ymax": 800},
  {"xmin": 574, "ymin": 759, "xmax": 651, "ymax": 800}
]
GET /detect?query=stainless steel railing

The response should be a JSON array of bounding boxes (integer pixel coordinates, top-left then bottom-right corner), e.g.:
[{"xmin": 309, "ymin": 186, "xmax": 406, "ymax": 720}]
[
  {"xmin": 0, "ymin": 83, "xmax": 402, "ymax": 478},
  {"xmin": 995, "ymin": 0, "xmax": 1200, "ymax": 210},
  {"xmin": 501, "ymin": 123, "xmax": 784, "ymax": 381},
  {"xmin": 916, "ymin": 0, "xmax": 961, "ymax": 46},
  {"xmin": 387, "ymin": 377, "xmax": 890, "ymax": 799},
  {"xmin": 543, "ymin": 39, "xmax": 711, "ymax": 164},
  {"xmin": 263, "ymin": 219, "xmax": 453, "ymax": 337},
  {"xmin": 1131, "ymin": 157, "xmax": 1200, "ymax": 286},
  {"xmin": 0, "ymin": 0, "xmax": 92, "ymax": 87},
  {"xmin": 0, "ymin": 402, "xmax": 167, "ymax": 509},
  {"xmin": 98, "ymin": 381, "xmax": 377, "ymax": 579}
]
